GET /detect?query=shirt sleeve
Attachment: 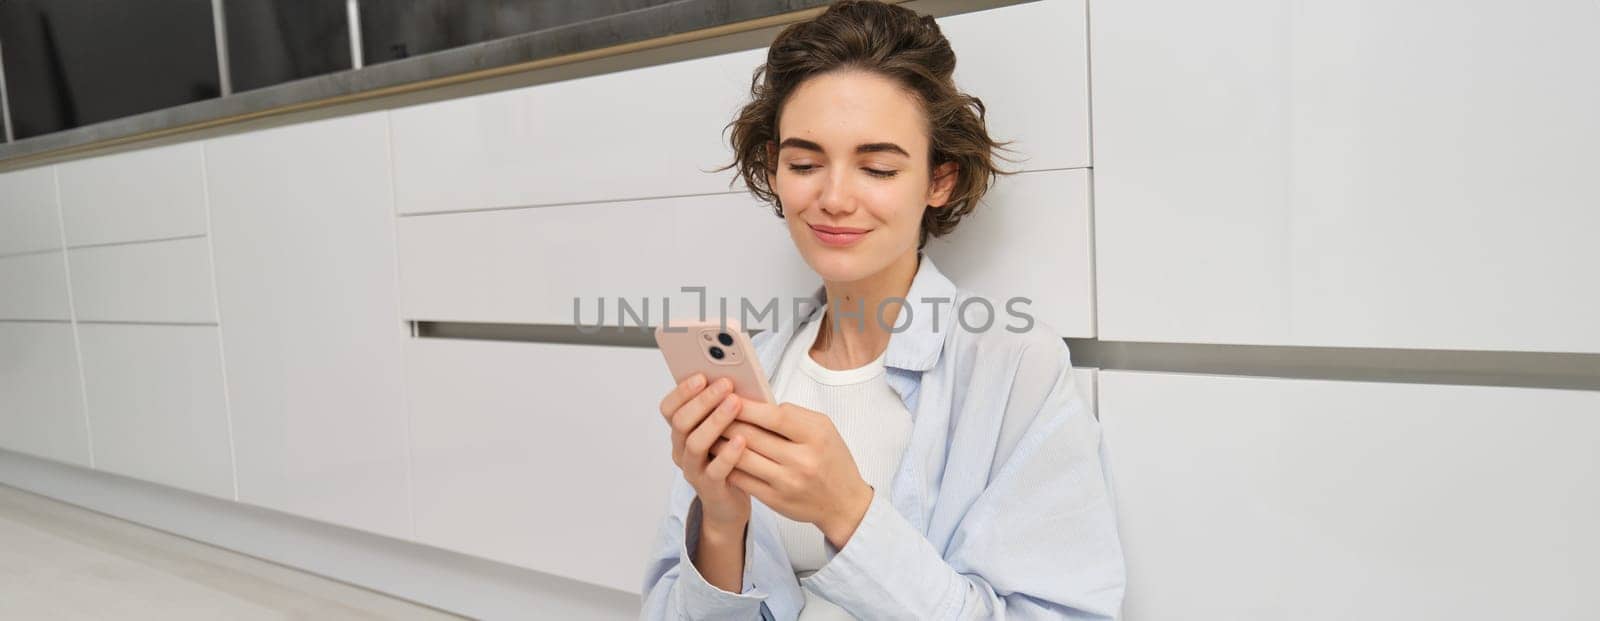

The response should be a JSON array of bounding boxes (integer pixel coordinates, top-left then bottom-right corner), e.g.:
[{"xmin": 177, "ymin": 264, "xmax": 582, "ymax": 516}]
[
  {"xmin": 639, "ymin": 475, "xmax": 770, "ymax": 620},
  {"xmin": 798, "ymin": 341, "xmax": 1127, "ymax": 620}
]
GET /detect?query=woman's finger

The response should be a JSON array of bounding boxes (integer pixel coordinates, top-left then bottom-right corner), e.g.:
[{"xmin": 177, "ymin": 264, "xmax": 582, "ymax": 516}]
[
  {"xmin": 704, "ymin": 435, "xmax": 746, "ymax": 482},
  {"xmin": 724, "ymin": 420, "xmax": 801, "ymax": 464},
  {"xmin": 733, "ymin": 400, "xmax": 809, "ymax": 441},
  {"xmin": 658, "ymin": 373, "xmax": 706, "ymax": 419},
  {"xmin": 669, "ymin": 422, "xmax": 687, "ymax": 468},
  {"xmin": 685, "ymin": 393, "xmax": 742, "ymax": 460},
  {"xmin": 724, "ymin": 440, "xmax": 784, "ymax": 483},
  {"xmin": 670, "ymin": 378, "xmax": 733, "ymax": 436},
  {"xmin": 727, "ymin": 469, "xmax": 778, "ymax": 501}
]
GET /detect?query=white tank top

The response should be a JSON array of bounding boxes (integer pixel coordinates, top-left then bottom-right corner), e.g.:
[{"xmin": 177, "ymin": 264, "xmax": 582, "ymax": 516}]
[{"xmin": 768, "ymin": 317, "xmax": 914, "ymax": 620}]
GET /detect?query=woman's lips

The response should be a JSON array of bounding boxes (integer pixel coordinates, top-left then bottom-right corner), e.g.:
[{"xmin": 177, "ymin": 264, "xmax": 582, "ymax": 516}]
[{"xmin": 809, "ymin": 224, "xmax": 870, "ymax": 247}]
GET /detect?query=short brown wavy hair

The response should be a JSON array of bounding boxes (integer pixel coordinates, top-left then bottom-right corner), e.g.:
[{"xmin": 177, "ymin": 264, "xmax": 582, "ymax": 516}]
[{"xmin": 720, "ymin": 0, "xmax": 1014, "ymax": 250}]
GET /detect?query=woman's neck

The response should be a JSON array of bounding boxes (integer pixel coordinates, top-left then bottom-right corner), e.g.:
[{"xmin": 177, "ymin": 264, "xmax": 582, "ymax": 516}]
[{"xmin": 811, "ymin": 250, "xmax": 920, "ymax": 370}]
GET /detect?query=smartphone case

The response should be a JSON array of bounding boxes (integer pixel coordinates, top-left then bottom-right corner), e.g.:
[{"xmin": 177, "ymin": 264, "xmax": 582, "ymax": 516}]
[{"xmin": 654, "ymin": 319, "xmax": 775, "ymax": 404}]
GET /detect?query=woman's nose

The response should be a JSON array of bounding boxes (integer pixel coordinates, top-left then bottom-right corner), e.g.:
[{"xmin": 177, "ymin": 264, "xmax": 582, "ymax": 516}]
[{"xmin": 817, "ymin": 171, "xmax": 855, "ymax": 215}]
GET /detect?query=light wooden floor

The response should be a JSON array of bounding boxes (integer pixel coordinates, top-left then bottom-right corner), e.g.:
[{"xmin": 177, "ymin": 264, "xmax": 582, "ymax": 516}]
[{"xmin": 0, "ymin": 483, "xmax": 464, "ymax": 620}]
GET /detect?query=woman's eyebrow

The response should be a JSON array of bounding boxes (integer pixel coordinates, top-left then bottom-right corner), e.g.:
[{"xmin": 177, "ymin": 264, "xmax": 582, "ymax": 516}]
[{"xmin": 779, "ymin": 138, "xmax": 910, "ymax": 157}]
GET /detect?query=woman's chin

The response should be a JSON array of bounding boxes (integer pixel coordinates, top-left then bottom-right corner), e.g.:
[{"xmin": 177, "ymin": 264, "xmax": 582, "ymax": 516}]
[{"xmin": 798, "ymin": 247, "xmax": 881, "ymax": 283}]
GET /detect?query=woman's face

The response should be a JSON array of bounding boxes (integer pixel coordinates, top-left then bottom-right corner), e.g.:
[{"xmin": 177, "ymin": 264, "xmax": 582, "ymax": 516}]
[{"xmin": 772, "ymin": 70, "xmax": 956, "ymax": 284}]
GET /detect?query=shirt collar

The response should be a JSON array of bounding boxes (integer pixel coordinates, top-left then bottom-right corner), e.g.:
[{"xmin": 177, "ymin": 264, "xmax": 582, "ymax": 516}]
[{"xmin": 771, "ymin": 252, "xmax": 958, "ymax": 374}]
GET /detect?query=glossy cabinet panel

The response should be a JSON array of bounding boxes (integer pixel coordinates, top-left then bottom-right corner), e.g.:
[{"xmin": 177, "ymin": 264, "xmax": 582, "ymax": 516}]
[
  {"xmin": 0, "ymin": 252, "xmax": 72, "ymax": 321},
  {"xmin": 1091, "ymin": 0, "xmax": 1600, "ymax": 352},
  {"xmin": 942, "ymin": 0, "xmax": 1089, "ymax": 170},
  {"xmin": 398, "ymin": 169, "xmax": 1094, "ymax": 335},
  {"xmin": 396, "ymin": 192, "xmax": 815, "ymax": 327},
  {"xmin": 388, "ymin": 47, "xmax": 760, "ymax": 215},
  {"xmin": 1100, "ymin": 371, "xmax": 1600, "ymax": 620},
  {"xmin": 388, "ymin": 0, "xmax": 1090, "ymax": 216},
  {"xmin": 0, "ymin": 167, "xmax": 63, "ymax": 256},
  {"xmin": 0, "ymin": 323, "xmax": 89, "ymax": 465},
  {"xmin": 57, "ymin": 143, "xmax": 208, "ymax": 246},
  {"xmin": 927, "ymin": 169, "xmax": 1094, "ymax": 337},
  {"xmin": 66, "ymin": 238, "xmax": 218, "ymax": 324},
  {"xmin": 204, "ymin": 112, "xmax": 411, "ymax": 539},
  {"xmin": 404, "ymin": 338, "xmax": 674, "ymax": 593},
  {"xmin": 77, "ymin": 324, "xmax": 233, "ymax": 499}
]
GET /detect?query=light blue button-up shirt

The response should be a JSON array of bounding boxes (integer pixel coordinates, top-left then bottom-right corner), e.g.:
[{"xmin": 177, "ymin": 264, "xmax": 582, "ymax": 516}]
[{"xmin": 641, "ymin": 255, "xmax": 1126, "ymax": 620}]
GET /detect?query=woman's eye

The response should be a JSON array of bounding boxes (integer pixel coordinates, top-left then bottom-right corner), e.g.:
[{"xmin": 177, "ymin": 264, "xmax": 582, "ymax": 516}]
[{"xmin": 786, "ymin": 164, "xmax": 895, "ymax": 178}]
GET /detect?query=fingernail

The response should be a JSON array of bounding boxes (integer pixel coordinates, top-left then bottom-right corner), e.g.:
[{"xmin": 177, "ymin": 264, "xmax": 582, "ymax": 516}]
[
  {"xmin": 689, "ymin": 374, "xmax": 706, "ymax": 389},
  {"xmin": 718, "ymin": 378, "xmax": 733, "ymax": 392}
]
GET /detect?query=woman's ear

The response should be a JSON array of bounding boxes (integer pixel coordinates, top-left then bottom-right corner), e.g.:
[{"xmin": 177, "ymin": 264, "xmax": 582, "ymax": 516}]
[{"xmin": 926, "ymin": 161, "xmax": 960, "ymax": 208}]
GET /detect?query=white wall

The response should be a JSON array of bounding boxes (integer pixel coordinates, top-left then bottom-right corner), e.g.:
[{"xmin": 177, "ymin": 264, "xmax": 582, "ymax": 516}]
[{"xmin": 2, "ymin": 0, "xmax": 1597, "ymax": 618}]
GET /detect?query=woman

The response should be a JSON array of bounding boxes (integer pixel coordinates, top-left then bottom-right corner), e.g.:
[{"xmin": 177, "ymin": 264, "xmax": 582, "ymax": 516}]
[{"xmin": 641, "ymin": 2, "xmax": 1125, "ymax": 619}]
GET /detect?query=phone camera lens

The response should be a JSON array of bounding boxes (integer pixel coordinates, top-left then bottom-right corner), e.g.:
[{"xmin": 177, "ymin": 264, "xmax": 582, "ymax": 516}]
[
  {"xmin": 708, "ymin": 346, "xmax": 725, "ymax": 360},
  {"xmin": 717, "ymin": 332, "xmax": 734, "ymax": 346}
]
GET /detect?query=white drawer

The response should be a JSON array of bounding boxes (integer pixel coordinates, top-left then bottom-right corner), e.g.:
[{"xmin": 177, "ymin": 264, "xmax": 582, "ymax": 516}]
[
  {"xmin": 0, "ymin": 252, "xmax": 72, "ymax": 321},
  {"xmin": 0, "ymin": 166, "xmax": 63, "ymax": 256},
  {"xmin": 396, "ymin": 191, "xmax": 815, "ymax": 326},
  {"xmin": 57, "ymin": 142, "xmax": 208, "ymax": 246},
  {"xmin": 0, "ymin": 322, "xmax": 90, "ymax": 465},
  {"xmin": 1100, "ymin": 370, "xmax": 1600, "ymax": 620},
  {"xmin": 1091, "ymin": 0, "xmax": 1600, "ymax": 352},
  {"xmin": 389, "ymin": 47, "xmax": 761, "ymax": 215},
  {"xmin": 404, "ymin": 337, "xmax": 675, "ymax": 594},
  {"xmin": 67, "ymin": 237, "xmax": 217, "ymax": 324},
  {"xmin": 77, "ymin": 323, "xmax": 233, "ymax": 499}
]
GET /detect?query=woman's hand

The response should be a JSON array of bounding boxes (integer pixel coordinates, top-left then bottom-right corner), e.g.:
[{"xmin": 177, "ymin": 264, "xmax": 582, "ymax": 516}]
[
  {"xmin": 659, "ymin": 374, "xmax": 751, "ymax": 530},
  {"xmin": 717, "ymin": 398, "xmax": 874, "ymax": 549}
]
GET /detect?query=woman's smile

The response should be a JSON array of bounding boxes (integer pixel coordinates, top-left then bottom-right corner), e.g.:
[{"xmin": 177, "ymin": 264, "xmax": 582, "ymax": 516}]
[{"xmin": 808, "ymin": 223, "xmax": 872, "ymax": 247}]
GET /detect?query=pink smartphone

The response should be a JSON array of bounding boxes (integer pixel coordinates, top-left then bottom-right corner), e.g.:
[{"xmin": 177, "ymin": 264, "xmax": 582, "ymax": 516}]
[{"xmin": 654, "ymin": 319, "xmax": 774, "ymax": 404}]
